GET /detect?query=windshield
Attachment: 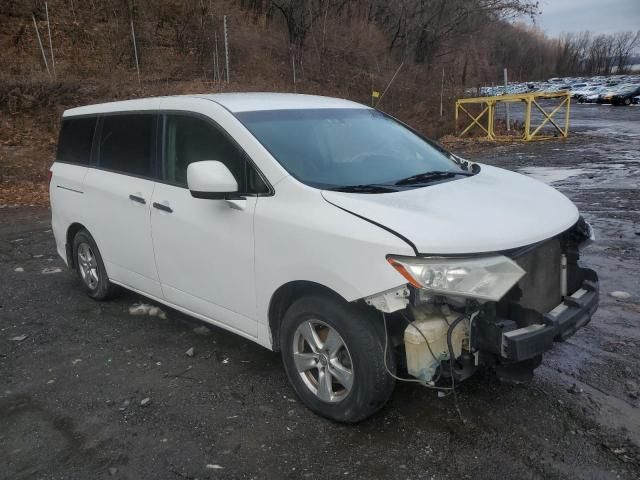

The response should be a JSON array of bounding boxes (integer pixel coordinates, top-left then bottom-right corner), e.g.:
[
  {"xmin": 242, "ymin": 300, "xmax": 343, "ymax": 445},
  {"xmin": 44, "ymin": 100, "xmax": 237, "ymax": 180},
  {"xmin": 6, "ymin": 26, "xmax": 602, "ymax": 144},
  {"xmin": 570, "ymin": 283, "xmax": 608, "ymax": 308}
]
[{"xmin": 236, "ymin": 108, "xmax": 465, "ymax": 189}]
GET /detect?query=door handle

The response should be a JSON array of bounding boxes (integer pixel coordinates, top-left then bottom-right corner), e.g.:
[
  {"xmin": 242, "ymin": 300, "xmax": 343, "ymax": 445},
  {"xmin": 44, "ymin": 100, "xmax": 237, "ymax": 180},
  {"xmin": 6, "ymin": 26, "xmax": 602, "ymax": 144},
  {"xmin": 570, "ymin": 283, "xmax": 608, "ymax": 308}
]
[
  {"xmin": 129, "ymin": 194, "xmax": 146, "ymax": 204},
  {"xmin": 153, "ymin": 202, "xmax": 173, "ymax": 213}
]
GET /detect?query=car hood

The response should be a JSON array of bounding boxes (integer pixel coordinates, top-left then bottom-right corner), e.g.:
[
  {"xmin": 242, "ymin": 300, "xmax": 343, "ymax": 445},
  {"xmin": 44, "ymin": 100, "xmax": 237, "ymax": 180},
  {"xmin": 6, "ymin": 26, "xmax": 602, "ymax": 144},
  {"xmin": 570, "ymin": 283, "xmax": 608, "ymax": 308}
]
[{"xmin": 321, "ymin": 164, "xmax": 579, "ymax": 254}]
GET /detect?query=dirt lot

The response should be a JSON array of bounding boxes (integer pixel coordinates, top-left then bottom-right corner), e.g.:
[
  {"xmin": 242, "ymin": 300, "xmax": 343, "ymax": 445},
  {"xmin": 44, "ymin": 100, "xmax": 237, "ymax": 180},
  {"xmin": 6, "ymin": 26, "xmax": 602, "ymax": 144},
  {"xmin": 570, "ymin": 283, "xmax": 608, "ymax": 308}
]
[{"xmin": 1, "ymin": 103, "xmax": 639, "ymax": 480}]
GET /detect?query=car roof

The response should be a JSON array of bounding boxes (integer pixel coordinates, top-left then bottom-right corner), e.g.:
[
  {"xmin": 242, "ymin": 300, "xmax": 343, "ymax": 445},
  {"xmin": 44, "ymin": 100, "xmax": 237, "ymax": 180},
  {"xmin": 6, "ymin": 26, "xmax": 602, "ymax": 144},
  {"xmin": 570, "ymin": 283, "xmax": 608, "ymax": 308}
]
[{"xmin": 63, "ymin": 92, "xmax": 368, "ymax": 117}]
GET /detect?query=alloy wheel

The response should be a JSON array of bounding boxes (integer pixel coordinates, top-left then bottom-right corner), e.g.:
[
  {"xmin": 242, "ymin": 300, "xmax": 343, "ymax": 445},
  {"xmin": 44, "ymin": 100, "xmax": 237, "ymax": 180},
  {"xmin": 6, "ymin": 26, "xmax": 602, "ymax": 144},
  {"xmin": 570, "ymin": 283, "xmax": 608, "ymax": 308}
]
[
  {"xmin": 292, "ymin": 319, "xmax": 354, "ymax": 403},
  {"xmin": 77, "ymin": 242, "xmax": 99, "ymax": 290}
]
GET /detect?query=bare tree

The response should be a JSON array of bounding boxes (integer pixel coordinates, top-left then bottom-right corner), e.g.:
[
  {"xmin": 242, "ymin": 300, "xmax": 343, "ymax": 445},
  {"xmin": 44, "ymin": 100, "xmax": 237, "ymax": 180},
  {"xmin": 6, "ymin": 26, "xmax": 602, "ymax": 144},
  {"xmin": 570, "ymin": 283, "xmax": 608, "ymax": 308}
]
[
  {"xmin": 612, "ymin": 30, "xmax": 640, "ymax": 74},
  {"xmin": 372, "ymin": 0, "xmax": 538, "ymax": 66}
]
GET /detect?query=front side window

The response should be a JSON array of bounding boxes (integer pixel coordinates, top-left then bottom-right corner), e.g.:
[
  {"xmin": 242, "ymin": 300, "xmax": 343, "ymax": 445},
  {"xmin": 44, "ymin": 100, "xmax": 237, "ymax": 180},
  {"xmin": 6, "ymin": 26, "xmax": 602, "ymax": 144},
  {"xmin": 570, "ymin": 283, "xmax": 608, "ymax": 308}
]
[
  {"xmin": 57, "ymin": 116, "xmax": 97, "ymax": 165},
  {"xmin": 98, "ymin": 114, "xmax": 155, "ymax": 177},
  {"xmin": 236, "ymin": 108, "xmax": 466, "ymax": 189},
  {"xmin": 163, "ymin": 114, "xmax": 267, "ymax": 193}
]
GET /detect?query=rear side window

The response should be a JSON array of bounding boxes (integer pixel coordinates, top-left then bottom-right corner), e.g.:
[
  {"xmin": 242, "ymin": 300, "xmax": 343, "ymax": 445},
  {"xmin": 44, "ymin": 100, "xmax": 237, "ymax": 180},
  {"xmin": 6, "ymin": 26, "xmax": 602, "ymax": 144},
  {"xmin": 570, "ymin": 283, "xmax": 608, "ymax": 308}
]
[
  {"xmin": 98, "ymin": 114, "xmax": 155, "ymax": 177},
  {"xmin": 57, "ymin": 117, "xmax": 97, "ymax": 165}
]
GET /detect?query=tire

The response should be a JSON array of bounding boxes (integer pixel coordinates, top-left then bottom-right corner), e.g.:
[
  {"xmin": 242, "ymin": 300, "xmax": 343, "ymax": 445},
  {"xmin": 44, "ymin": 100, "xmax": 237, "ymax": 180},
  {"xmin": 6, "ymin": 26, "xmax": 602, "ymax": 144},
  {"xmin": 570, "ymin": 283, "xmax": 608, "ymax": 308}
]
[
  {"xmin": 624, "ymin": 97, "xmax": 631, "ymax": 106},
  {"xmin": 72, "ymin": 229, "xmax": 116, "ymax": 300},
  {"xmin": 280, "ymin": 294, "xmax": 395, "ymax": 423}
]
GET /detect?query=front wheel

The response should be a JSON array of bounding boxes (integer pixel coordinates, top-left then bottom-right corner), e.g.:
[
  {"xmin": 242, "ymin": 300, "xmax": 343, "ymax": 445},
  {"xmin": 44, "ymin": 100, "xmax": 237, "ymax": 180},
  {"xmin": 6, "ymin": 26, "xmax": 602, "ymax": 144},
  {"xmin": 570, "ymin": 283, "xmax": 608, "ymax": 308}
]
[{"xmin": 280, "ymin": 294, "xmax": 395, "ymax": 423}]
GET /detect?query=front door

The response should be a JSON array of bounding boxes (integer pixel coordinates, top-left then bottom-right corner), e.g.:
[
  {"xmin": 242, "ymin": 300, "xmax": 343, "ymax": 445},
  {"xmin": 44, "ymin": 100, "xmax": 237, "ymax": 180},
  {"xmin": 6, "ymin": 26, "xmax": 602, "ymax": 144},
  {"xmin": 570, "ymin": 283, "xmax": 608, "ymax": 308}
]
[{"xmin": 150, "ymin": 113, "xmax": 267, "ymax": 337}]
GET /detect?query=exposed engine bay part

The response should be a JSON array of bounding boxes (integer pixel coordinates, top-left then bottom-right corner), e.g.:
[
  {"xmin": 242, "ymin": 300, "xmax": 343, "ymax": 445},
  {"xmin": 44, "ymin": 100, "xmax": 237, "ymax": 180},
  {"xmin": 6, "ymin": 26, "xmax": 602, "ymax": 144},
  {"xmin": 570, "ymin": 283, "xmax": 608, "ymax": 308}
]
[
  {"xmin": 381, "ymin": 217, "xmax": 599, "ymax": 388},
  {"xmin": 364, "ymin": 286, "xmax": 410, "ymax": 313},
  {"xmin": 403, "ymin": 304, "xmax": 469, "ymax": 383},
  {"xmin": 508, "ymin": 238, "xmax": 563, "ymax": 314}
]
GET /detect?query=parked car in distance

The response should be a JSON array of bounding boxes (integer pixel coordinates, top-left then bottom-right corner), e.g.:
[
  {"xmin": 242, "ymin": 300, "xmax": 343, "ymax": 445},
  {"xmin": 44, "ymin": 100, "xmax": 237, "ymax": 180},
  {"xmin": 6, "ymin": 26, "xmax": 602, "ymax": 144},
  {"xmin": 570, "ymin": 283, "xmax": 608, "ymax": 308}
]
[
  {"xmin": 573, "ymin": 85, "xmax": 602, "ymax": 101},
  {"xmin": 610, "ymin": 85, "xmax": 640, "ymax": 105},
  {"xmin": 597, "ymin": 84, "xmax": 630, "ymax": 104},
  {"xmin": 471, "ymin": 74, "xmax": 640, "ymax": 101},
  {"xmin": 569, "ymin": 83, "xmax": 588, "ymax": 96},
  {"xmin": 539, "ymin": 84, "xmax": 570, "ymax": 94},
  {"xmin": 581, "ymin": 86, "xmax": 609, "ymax": 103},
  {"xmin": 50, "ymin": 93, "xmax": 599, "ymax": 422}
]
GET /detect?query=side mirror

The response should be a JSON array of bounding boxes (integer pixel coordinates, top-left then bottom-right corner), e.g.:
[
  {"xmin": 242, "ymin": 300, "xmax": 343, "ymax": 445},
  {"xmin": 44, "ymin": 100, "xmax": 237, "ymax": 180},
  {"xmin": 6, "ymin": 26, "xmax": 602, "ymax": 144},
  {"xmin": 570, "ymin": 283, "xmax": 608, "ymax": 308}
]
[{"xmin": 187, "ymin": 161, "xmax": 239, "ymax": 199}]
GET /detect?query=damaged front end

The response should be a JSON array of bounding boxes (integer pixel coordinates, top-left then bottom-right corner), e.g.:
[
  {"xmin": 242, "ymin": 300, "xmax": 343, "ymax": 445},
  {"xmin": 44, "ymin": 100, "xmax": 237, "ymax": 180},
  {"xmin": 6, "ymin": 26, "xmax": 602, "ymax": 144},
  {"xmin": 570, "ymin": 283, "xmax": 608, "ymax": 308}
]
[{"xmin": 366, "ymin": 217, "xmax": 599, "ymax": 385}]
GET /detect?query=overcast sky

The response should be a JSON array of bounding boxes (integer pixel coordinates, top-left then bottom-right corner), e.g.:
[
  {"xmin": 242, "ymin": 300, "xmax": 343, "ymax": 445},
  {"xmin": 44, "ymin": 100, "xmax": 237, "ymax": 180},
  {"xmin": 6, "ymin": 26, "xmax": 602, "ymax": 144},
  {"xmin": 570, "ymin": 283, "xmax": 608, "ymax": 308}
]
[{"xmin": 526, "ymin": 0, "xmax": 640, "ymax": 37}]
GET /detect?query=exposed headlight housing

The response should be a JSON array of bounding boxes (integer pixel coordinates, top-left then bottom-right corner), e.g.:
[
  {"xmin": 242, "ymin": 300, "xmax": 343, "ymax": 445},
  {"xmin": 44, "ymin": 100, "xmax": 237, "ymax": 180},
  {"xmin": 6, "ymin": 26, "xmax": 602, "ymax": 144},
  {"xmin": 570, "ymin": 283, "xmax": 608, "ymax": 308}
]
[
  {"xmin": 387, "ymin": 255, "xmax": 525, "ymax": 302},
  {"xmin": 575, "ymin": 218, "xmax": 595, "ymax": 249}
]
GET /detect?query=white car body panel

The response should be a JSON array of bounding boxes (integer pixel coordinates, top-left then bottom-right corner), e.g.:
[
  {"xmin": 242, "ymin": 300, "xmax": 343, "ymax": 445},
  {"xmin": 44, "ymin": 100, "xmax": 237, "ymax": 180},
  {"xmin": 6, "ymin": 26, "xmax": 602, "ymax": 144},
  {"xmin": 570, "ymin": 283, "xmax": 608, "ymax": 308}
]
[
  {"xmin": 50, "ymin": 162, "xmax": 89, "ymax": 262},
  {"xmin": 50, "ymin": 93, "xmax": 582, "ymax": 352},
  {"xmin": 253, "ymin": 176, "xmax": 414, "ymax": 345},
  {"xmin": 321, "ymin": 164, "xmax": 579, "ymax": 254},
  {"xmin": 150, "ymin": 182, "xmax": 259, "ymax": 336},
  {"xmin": 82, "ymin": 169, "xmax": 163, "ymax": 298}
]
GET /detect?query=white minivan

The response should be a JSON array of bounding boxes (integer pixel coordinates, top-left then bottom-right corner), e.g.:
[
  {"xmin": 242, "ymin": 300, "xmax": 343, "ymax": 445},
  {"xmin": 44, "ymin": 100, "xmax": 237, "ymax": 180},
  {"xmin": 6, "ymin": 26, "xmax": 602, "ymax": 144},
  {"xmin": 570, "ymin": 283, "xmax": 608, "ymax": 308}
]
[{"xmin": 50, "ymin": 93, "xmax": 598, "ymax": 422}]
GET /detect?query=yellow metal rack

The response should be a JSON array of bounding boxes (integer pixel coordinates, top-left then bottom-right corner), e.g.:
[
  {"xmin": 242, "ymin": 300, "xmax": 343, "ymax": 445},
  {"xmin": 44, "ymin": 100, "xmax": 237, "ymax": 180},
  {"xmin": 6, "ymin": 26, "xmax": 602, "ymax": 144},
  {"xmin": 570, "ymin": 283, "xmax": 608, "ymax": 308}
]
[{"xmin": 455, "ymin": 91, "xmax": 571, "ymax": 141}]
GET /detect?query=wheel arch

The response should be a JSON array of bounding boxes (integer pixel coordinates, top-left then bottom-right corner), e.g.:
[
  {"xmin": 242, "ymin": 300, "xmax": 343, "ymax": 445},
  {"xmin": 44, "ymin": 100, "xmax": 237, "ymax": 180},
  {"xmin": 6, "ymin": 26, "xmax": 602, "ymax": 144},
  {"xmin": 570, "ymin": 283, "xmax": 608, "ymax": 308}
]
[
  {"xmin": 268, "ymin": 281, "xmax": 348, "ymax": 352},
  {"xmin": 65, "ymin": 222, "xmax": 87, "ymax": 268}
]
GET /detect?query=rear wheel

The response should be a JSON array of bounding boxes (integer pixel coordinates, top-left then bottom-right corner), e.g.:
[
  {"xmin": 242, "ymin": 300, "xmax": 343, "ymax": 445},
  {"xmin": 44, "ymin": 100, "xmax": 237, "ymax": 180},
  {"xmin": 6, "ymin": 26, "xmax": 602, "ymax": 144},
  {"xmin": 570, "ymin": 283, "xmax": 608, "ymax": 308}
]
[
  {"xmin": 280, "ymin": 294, "xmax": 395, "ymax": 423},
  {"xmin": 72, "ymin": 230, "xmax": 116, "ymax": 300},
  {"xmin": 624, "ymin": 97, "xmax": 631, "ymax": 106}
]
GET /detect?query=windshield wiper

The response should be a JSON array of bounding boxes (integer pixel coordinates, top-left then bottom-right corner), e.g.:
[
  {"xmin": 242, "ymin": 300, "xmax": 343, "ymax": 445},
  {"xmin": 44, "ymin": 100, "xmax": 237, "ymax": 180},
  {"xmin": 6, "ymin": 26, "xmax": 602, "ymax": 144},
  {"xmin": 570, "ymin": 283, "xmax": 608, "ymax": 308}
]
[
  {"xmin": 328, "ymin": 184, "xmax": 398, "ymax": 193},
  {"xmin": 449, "ymin": 154, "xmax": 482, "ymax": 173},
  {"xmin": 394, "ymin": 170, "xmax": 474, "ymax": 186}
]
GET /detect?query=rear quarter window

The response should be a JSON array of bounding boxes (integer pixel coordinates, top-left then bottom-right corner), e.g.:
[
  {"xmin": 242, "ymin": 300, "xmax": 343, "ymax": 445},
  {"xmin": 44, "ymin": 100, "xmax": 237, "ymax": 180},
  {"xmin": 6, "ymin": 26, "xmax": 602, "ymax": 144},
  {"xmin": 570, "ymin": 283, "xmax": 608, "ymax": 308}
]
[{"xmin": 56, "ymin": 117, "xmax": 97, "ymax": 165}]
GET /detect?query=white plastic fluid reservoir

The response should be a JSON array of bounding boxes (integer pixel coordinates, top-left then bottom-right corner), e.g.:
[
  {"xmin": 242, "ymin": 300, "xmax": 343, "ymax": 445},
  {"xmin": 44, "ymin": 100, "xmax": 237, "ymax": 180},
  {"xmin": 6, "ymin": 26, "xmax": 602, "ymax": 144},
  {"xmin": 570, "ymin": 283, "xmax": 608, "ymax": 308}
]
[{"xmin": 404, "ymin": 306, "xmax": 469, "ymax": 382}]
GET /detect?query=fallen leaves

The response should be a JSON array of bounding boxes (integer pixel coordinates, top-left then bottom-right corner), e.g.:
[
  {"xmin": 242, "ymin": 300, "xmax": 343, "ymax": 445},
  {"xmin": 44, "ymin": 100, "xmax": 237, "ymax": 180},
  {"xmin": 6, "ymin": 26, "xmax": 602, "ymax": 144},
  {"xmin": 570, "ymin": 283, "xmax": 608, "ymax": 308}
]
[{"xmin": 0, "ymin": 142, "xmax": 54, "ymax": 207}]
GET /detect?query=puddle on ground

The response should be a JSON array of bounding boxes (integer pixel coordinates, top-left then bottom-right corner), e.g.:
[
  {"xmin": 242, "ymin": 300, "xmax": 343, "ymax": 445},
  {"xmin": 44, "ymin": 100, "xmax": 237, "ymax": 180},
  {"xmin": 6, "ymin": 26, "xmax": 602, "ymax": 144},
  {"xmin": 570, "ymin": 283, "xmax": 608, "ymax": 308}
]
[
  {"xmin": 519, "ymin": 163, "xmax": 640, "ymax": 189},
  {"xmin": 581, "ymin": 125, "xmax": 640, "ymax": 139},
  {"xmin": 518, "ymin": 167, "xmax": 589, "ymax": 184}
]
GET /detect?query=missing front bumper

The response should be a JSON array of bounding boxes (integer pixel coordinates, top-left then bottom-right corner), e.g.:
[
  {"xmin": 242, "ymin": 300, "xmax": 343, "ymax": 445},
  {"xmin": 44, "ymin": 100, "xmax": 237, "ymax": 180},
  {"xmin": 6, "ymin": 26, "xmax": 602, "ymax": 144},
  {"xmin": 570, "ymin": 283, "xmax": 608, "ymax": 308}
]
[{"xmin": 475, "ymin": 268, "xmax": 599, "ymax": 363}]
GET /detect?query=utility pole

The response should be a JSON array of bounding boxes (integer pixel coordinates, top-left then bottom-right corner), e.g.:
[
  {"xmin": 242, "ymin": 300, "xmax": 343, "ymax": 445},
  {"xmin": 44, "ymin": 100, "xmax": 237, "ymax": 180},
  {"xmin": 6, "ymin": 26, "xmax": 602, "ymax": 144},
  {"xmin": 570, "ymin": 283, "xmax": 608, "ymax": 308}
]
[
  {"xmin": 291, "ymin": 51, "xmax": 297, "ymax": 93},
  {"xmin": 223, "ymin": 15, "xmax": 230, "ymax": 83},
  {"xmin": 440, "ymin": 68, "xmax": 445, "ymax": 117},
  {"xmin": 32, "ymin": 15, "xmax": 51, "ymax": 77},
  {"xmin": 45, "ymin": 2, "xmax": 55, "ymax": 77},
  {"xmin": 504, "ymin": 68, "xmax": 510, "ymax": 131},
  {"xmin": 214, "ymin": 32, "xmax": 220, "ymax": 83},
  {"xmin": 131, "ymin": 18, "xmax": 140, "ymax": 84}
]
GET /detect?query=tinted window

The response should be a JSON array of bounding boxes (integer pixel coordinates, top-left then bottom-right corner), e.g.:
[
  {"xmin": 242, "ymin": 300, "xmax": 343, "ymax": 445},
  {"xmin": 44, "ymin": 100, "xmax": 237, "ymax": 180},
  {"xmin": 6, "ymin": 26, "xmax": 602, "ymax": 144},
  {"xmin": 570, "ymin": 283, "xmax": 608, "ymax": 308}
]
[
  {"xmin": 237, "ymin": 108, "xmax": 464, "ymax": 189},
  {"xmin": 163, "ymin": 115, "xmax": 267, "ymax": 193},
  {"xmin": 57, "ymin": 117, "xmax": 96, "ymax": 165},
  {"xmin": 99, "ymin": 114, "xmax": 155, "ymax": 177}
]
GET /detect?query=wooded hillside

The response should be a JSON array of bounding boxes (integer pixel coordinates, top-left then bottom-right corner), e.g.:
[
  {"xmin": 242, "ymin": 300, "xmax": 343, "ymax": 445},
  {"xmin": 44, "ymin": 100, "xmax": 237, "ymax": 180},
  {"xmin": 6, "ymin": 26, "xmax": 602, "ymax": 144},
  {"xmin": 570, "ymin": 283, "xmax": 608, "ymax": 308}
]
[{"xmin": 1, "ymin": 0, "xmax": 638, "ymax": 207}]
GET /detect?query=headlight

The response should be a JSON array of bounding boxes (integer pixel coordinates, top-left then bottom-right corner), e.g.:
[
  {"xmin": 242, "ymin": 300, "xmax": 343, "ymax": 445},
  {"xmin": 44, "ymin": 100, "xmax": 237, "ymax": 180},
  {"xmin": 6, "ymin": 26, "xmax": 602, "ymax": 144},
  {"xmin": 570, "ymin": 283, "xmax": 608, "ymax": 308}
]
[{"xmin": 387, "ymin": 255, "xmax": 525, "ymax": 302}]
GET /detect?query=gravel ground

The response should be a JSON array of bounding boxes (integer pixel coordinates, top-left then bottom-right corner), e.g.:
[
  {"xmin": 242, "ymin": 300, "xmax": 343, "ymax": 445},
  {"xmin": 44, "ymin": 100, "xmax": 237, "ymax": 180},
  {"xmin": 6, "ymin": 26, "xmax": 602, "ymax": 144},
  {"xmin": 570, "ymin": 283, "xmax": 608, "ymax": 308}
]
[{"xmin": 1, "ymin": 104, "xmax": 639, "ymax": 480}]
